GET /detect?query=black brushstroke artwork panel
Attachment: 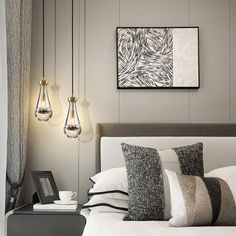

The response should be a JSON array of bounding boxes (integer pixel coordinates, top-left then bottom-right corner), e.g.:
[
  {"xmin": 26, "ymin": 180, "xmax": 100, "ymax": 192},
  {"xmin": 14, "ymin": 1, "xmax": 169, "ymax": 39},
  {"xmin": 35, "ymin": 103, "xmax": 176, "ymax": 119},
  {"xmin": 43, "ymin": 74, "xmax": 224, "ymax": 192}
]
[{"xmin": 117, "ymin": 27, "xmax": 199, "ymax": 89}]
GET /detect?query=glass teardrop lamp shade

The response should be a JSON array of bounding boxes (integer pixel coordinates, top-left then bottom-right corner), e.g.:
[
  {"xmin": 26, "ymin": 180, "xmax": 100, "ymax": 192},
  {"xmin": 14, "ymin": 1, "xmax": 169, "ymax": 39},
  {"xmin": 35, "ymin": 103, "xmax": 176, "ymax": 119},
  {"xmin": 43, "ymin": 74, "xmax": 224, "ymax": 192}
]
[
  {"xmin": 64, "ymin": 96, "xmax": 82, "ymax": 138},
  {"xmin": 35, "ymin": 80, "xmax": 53, "ymax": 121}
]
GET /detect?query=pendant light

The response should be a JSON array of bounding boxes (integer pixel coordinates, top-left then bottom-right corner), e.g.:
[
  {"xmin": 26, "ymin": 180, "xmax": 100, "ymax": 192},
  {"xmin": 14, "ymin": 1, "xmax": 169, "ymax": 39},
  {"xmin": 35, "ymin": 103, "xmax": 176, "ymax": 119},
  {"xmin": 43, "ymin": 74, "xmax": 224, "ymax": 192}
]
[
  {"xmin": 63, "ymin": 0, "xmax": 82, "ymax": 138},
  {"xmin": 35, "ymin": 0, "xmax": 53, "ymax": 121}
]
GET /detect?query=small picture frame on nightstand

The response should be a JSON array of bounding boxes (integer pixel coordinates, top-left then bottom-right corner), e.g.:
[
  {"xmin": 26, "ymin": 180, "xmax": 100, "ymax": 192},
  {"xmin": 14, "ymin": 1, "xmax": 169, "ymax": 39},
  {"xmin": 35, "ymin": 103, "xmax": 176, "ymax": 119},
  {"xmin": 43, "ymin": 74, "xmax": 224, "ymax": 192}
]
[{"xmin": 31, "ymin": 171, "xmax": 59, "ymax": 204}]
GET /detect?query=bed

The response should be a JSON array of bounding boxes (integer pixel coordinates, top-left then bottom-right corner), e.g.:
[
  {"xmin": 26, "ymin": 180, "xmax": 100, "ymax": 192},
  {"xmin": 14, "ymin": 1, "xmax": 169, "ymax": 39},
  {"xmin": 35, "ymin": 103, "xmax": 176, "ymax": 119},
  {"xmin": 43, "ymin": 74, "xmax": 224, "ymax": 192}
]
[
  {"xmin": 83, "ymin": 212, "xmax": 236, "ymax": 236},
  {"xmin": 82, "ymin": 123, "xmax": 236, "ymax": 236}
]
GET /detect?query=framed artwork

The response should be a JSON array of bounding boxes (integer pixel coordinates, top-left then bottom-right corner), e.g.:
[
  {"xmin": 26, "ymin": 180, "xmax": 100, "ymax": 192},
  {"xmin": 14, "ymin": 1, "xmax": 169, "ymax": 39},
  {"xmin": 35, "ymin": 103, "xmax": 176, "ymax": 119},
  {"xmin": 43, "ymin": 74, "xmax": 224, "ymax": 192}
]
[
  {"xmin": 116, "ymin": 27, "xmax": 199, "ymax": 89},
  {"xmin": 31, "ymin": 171, "xmax": 59, "ymax": 204}
]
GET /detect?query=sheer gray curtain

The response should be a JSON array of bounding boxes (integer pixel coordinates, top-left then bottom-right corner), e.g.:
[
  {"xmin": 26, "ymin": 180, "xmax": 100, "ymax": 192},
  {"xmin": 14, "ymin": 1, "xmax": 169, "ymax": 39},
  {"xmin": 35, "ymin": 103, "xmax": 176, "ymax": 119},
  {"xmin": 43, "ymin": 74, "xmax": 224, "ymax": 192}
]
[
  {"xmin": 0, "ymin": 0, "xmax": 8, "ymax": 233},
  {"xmin": 5, "ymin": 0, "xmax": 32, "ymax": 212}
]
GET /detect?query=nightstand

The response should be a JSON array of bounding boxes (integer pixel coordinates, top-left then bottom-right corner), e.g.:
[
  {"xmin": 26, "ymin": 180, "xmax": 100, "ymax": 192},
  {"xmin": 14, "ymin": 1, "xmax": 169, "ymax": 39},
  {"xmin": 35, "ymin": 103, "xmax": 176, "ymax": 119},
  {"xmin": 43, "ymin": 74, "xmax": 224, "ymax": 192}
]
[{"xmin": 7, "ymin": 204, "xmax": 86, "ymax": 236}]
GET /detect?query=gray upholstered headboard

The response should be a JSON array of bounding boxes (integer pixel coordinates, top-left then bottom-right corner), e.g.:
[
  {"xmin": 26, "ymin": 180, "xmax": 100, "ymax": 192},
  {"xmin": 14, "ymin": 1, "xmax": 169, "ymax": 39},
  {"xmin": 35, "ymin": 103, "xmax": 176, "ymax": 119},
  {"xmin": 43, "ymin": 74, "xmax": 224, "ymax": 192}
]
[{"xmin": 96, "ymin": 123, "xmax": 236, "ymax": 172}]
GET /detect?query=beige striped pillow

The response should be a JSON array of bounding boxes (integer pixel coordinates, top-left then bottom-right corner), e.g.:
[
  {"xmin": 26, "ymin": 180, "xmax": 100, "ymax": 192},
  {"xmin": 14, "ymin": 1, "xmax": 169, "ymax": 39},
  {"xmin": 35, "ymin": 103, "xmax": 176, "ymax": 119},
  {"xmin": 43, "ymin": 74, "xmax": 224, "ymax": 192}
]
[{"xmin": 166, "ymin": 169, "xmax": 236, "ymax": 226}]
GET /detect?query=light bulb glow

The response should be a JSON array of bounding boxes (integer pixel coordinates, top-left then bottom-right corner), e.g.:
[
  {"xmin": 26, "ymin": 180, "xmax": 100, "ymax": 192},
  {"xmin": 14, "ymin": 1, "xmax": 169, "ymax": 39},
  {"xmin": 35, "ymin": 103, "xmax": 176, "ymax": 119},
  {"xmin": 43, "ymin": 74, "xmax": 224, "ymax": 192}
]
[
  {"xmin": 35, "ymin": 80, "xmax": 53, "ymax": 121},
  {"xmin": 64, "ymin": 97, "xmax": 81, "ymax": 138}
]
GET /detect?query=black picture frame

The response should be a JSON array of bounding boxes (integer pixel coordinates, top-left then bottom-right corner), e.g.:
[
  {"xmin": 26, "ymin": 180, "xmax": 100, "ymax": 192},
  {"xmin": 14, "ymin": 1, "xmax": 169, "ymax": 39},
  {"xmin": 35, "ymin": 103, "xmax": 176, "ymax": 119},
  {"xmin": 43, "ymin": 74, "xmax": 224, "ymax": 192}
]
[
  {"xmin": 116, "ymin": 27, "xmax": 200, "ymax": 89},
  {"xmin": 31, "ymin": 171, "xmax": 59, "ymax": 204}
]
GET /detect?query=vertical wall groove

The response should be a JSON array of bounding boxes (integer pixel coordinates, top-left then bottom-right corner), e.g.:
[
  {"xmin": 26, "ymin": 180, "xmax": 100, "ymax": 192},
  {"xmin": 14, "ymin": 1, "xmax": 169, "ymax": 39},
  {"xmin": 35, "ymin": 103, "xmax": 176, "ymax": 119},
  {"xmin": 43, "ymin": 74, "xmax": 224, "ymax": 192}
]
[
  {"xmin": 118, "ymin": 0, "xmax": 121, "ymax": 123},
  {"xmin": 83, "ymin": 0, "xmax": 86, "ymax": 101},
  {"xmin": 189, "ymin": 0, "xmax": 191, "ymax": 123},
  {"xmin": 229, "ymin": 0, "xmax": 232, "ymax": 123},
  {"xmin": 77, "ymin": 0, "xmax": 80, "ymax": 99},
  {"xmin": 77, "ymin": 0, "xmax": 80, "ymax": 200},
  {"xmin": 54, "ymin": 0, "xmax": 57, "ymax": 85}
]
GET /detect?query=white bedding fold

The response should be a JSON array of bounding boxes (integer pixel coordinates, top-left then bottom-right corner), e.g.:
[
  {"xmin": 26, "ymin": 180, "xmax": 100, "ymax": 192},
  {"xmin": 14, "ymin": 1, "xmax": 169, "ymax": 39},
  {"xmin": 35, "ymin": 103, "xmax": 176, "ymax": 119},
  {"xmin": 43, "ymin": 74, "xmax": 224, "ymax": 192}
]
[{"xmin": 82, "ymin": 211, "xmax": 236, "ymax": 236}]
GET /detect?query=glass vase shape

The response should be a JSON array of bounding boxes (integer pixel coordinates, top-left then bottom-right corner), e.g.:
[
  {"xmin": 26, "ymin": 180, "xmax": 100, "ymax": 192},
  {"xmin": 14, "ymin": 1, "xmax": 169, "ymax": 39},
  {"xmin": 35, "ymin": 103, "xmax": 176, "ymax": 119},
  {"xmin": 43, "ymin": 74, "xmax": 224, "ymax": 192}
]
[
  {"xmin": 35, "ymin": 80, "xmax": 53, "ymax": 121},
  {"xmin": 64, "ymin": 96, "xmax": 81, "ymax": 138}
]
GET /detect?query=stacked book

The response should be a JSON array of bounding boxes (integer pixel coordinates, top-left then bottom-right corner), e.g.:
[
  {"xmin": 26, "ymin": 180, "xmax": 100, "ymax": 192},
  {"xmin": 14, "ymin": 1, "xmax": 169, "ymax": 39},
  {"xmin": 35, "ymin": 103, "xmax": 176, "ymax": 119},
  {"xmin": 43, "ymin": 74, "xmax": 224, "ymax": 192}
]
[{"xmin": 33, "ymin": 203, "xmax": 78, "ymax": 211}]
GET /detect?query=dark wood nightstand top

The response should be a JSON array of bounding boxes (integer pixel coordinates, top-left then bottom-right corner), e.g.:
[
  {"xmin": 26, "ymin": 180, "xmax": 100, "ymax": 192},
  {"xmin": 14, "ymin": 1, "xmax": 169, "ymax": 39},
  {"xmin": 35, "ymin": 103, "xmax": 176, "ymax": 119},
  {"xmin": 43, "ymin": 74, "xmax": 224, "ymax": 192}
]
[
  {"xmin": 8, "ymin": 204, "xmax": 86, "ymax": 236},
  {"xmin": 14, "ymin": 204, "xmax": 83, "ymax": 215}
]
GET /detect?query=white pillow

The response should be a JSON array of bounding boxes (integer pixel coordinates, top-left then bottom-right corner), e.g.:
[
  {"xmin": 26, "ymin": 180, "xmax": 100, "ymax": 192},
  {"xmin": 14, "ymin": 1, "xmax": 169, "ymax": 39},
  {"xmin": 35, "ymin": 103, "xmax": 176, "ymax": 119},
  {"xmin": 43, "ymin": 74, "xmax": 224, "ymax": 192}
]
[
  {"xmin": 82, "ymin": 195, "xmax": 128, "ymax": 214},
  {"xmin": 89, "ymin": 167, "xmax": 128, "ymax": 200},
  {"xmin": 206, "ymin": 165, "xmax": 236, "ymax": 198}
]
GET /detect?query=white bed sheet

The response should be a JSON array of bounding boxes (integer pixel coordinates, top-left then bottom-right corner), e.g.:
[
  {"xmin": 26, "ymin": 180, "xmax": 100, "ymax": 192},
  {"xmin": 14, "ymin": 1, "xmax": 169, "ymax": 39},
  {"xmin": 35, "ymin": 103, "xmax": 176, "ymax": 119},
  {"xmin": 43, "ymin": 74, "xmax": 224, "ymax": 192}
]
[{"xmin": 82, "ymin": 211, "xmax": 236, "ymax": 236}]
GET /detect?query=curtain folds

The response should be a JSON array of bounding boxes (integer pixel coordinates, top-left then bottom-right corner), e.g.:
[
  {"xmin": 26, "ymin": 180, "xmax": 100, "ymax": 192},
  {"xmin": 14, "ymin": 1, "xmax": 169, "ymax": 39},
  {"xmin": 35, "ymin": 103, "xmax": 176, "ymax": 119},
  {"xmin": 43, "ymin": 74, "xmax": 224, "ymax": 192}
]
[
  {"xmin": 0, "ymin": 0, "xmax": 8, "ymax": 234},
  {"xmin": 5, "ymin": 0, "xmax": 32, "ymax": 212}
]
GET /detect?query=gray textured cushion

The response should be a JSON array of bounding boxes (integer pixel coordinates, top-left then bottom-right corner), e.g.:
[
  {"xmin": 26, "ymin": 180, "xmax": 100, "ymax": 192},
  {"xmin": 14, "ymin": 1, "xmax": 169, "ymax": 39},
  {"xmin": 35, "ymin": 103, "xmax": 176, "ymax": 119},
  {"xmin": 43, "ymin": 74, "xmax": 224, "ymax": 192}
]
[
  {"xmin": 121, "ymin": 143, "xmax": 164, "ymax": 221},
  {"xmin": 121, "ymin": 142, "xmax": 204, "ymax": 221},
  {"xmin": 173, "ymin": 143, "xmax": 204, "ymax": 176}
]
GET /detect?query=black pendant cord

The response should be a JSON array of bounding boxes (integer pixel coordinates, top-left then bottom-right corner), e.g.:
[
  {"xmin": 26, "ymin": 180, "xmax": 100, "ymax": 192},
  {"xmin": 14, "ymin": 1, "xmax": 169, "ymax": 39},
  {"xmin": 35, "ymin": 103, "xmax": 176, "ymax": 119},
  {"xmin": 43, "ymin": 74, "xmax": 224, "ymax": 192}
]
[
  {"xmin": 43, "ymin": 0, "xmax": 45, "ymax": 78},
  {"xmin": 72, "ymin": 0, "xmax": 74, "ymax": 96}
]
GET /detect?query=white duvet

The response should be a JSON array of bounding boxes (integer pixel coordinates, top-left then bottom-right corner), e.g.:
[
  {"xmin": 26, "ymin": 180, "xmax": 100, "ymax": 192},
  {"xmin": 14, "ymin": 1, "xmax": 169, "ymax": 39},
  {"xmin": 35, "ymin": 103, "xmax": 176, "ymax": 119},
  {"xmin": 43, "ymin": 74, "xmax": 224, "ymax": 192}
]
[{"xmin": 81, "ymin": 210, "xmax": 236, "ymax": 236}]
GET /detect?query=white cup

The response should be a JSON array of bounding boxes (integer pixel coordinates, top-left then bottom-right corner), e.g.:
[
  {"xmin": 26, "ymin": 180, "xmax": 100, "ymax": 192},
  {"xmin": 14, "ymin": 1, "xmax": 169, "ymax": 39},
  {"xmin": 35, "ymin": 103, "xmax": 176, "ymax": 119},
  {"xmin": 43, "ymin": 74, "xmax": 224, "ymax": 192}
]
[{"xmin": 59, "ymin": 191, "xmax": 77, "ymax": 202}]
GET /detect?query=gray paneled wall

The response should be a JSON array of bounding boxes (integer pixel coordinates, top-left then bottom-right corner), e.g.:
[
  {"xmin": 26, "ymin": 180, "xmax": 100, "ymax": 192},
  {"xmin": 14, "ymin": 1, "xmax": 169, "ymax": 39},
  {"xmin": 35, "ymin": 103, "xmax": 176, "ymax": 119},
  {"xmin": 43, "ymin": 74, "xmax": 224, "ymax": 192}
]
[
  {"xmin": 25, "ymin": 0, "xmax": 236, "ymax": 203},
  {"xmin": 231, "ymin": 0, "xmax": 236, "ymax": 121},
  {"xmin": 190, "ymin": 0, "xmax": 231, "ymax": 123}
]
